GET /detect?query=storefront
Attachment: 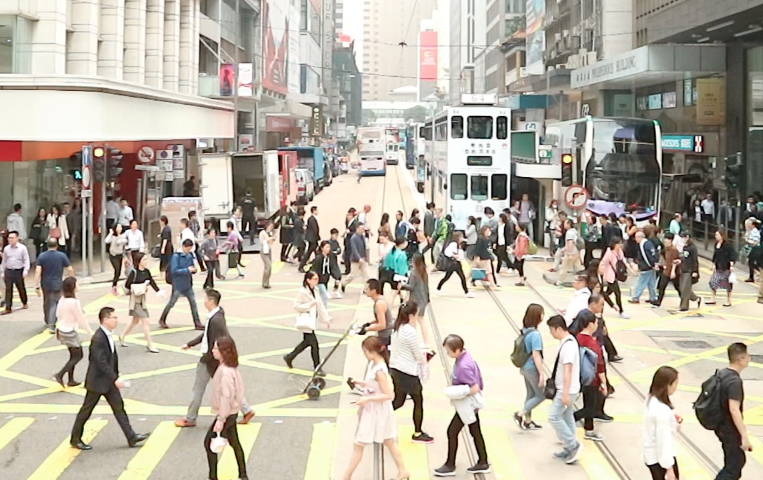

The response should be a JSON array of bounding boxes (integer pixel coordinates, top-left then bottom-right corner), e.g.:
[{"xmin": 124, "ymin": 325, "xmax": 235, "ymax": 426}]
[{"xmin": 747, "ymin": 46, "xmax": 763, "ymax": 197}]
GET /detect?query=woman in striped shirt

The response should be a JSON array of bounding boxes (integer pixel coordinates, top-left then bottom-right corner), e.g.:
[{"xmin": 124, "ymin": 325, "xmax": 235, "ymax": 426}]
[{"xmin": 390, "ymin": 302, "xmax": 433, "ymax": 444}]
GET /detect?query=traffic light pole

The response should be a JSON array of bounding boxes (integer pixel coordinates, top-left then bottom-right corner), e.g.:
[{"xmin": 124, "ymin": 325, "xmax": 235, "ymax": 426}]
[{"xmin": 100, "ymin": 145, "xmax": 108, "ymax": 273}]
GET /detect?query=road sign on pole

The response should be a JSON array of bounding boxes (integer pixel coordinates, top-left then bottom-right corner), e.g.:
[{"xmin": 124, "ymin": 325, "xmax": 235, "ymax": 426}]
[
  {"xmin": 138, "ymin": 145, "xmax": 155, "ymax": 163},
  {"xmin": 81, "ymin": 145, "xmax": 93, "ymax": 198},
  {"xmin": 564, "ymin": 185, "xmax": 589, "ymax": 210}
]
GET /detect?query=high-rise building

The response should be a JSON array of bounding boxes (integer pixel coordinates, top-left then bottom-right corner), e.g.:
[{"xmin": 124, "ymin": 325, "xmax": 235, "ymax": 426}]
[
  {"xmin": 335, "ymin": 0, "xmax": 344, "ymax": 31},
  {"xmin": 362, "ymin": 0, "xmax": 437, "ymax": 101}
]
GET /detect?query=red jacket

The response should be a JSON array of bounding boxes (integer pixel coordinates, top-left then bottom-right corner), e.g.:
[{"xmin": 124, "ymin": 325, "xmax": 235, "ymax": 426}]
[{"xmin": 576, "ymin": 332, "xmax": 605, "ymax": 386}]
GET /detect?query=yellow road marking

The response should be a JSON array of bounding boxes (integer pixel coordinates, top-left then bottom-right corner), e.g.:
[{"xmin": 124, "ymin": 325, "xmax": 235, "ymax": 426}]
[
  {"xmin": 239, "ymin": 343, "xmax": 341, "ymax": 361},
  {"xmin": 0, "ymin": 417, "xmax": 34, "ymax": 452},
  {"xmin": 83, "ymin": 292, "xmax": 121, "ymax": 315},
  {"xmin": 397, "ymin": 425, "xmax": 430, "ymax": 480},
  {"xmin": 238, "ymin": 358, "xmax": 343, "ymax": 381},
  {"xmin": 218, "ymin": 422, "xmax": 261, "ymax": 480},
  {"xmin": 252, "ymin": 386, "xmax": 342, "ymax": 410},
  {"xmin": 748, "ymin": 435, "xmax": 763, "ymax": 468},
  {"xmin": 117, "ymin": 422, "xmax": 181, "ymax": 480},
  {"xmin": 675, "ymin": 442, "xmax": 712, "ymax": 480},
  {"xmin": 483, "ymin": 425, "xmax": 523, "ymax": 480},
  {"xmin": 0, "ymin": 333, "xmax": 52, "ymax": 372},
  {"xmin": 575, "ymin": 430, "xmax": 620, "ymax": 480},
  {"xmin": 25, "ymin": 419, "xmax": 107, "ymax": 480},
  {"xmin": 272, "ymin": 260, "xmax": 285, "ymax": 275},
  {"xmin": 304, "ymin": 422, "xmax": 337, "ymax": 480}
]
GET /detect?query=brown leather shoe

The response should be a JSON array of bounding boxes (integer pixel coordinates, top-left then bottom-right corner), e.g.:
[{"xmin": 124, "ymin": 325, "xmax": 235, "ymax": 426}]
[
  {"xmin": 1, "ymin": 309, "xmax": 11, "ymax": 315},
  {"xmin": 238, "ymin": 411, "xmax": 255, "ymax": 425},
  {"xmin": 22, "ymin": 304, "xmax": 28, "ymax": 309},
  {"xmin": 174, "ymin": 419, "xmax": 196, "ymax": 428}
]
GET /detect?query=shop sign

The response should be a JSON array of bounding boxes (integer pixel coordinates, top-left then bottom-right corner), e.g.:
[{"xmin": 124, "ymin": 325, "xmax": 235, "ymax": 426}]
[
  {"xmin": 662, "ymin": 135, "xmax": 704, "ymax": 153},
  {"xmin": 571, "ymin": 46, "xmax": 649, "ymax": 89},
  {"xmin": 696, "ymin": 78, "xmax": 724, "ymax": 126}
]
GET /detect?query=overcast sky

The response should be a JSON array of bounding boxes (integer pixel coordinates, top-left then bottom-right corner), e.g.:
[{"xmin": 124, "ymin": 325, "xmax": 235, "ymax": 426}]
[{"xmin": 342, "ymin": 0, "xmax": 363, "ymax": 67}]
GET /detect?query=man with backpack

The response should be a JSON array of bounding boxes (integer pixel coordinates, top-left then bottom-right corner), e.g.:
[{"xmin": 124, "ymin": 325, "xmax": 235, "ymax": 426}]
[
  {"xmin": 572, "ymin": 310, "xmax": 607, "ymax": 442},
  {"xmin": 630, "ymin": 231, "xmax": 659, "ymax": 304},
  {"xmin": 158, "ymin": 239, "xmax": 203, "ymax": 330},
  {"xmin": 695, "ymin": 343, "xmax": 750, "ymax": 480},
  {"xmin": 547, "ymin": 315, "xmax": 583, "ymax": 464}
]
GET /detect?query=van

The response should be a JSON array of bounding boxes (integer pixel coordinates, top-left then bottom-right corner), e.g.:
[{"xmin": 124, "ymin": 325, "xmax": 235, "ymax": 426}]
[{"xmin": 295, "ymin": 168, "xmax": 315, "ymax": 205}]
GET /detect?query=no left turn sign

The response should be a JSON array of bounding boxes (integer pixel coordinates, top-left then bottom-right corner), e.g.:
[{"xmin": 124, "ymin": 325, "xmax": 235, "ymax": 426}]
[
  {"xmin": 138, "ymin": 146, "xmax": 155, "ymax": 163},
  {"xmin": 564, "ymin": 185, "xmax": 589, "ymax": 210}
]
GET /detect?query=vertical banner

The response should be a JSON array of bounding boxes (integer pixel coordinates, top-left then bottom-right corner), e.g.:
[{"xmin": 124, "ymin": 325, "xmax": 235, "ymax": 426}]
[
  {"xmin": 220, "ymin": 64, "xmax": 234, "ymax": 96},
  {"xmin": 262, "ymin": 0, "xmax": 289, "ymax": 94},
  {"xmin": 288, "ymin": 2, "xmax": 301, "ymax": 94},
  {"xmin": 696, "ymin": 78, "xmax": 724, "ymax": 126},
  {"xmin": 418, "ymin": 30, "xmax": 438, "ymax": 100},
  {"xmin": 238, "ymin": 63, "xmax": 253, "ymax": 96},
  {"xmin": 525, "ymin": 0, "xmax": 546, "ymax": 75}
]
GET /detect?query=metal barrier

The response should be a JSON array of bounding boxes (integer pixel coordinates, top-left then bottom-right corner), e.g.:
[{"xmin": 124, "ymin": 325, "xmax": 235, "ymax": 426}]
[{"xmin": 373, "ymin": 442, "xmax": 384, "ymax": 480}]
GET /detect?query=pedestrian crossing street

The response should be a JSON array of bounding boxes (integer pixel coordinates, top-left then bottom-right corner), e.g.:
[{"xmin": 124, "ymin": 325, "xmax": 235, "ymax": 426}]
[{"xmin": 3, "ymin": 414, "xmax": 756, "ymax": 480}]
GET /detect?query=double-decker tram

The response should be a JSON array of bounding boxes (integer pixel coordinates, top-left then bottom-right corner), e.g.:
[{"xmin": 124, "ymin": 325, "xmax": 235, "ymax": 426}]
[
  {"xmin": 423, "ymin": 94, "xmax": 512, "ymax": 230},
  {"xmin": 356, "ymin": 126, "xmax": 387, "ymax": 177},
  {"xmin": 543, "ymin": 117, "xmax": 662, "ymax": 220}
]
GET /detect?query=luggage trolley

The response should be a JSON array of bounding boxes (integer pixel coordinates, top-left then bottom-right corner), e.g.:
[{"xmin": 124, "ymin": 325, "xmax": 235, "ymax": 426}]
[{"xmin": 302, "ymin": 322, "xmax": 358, "ymax": 400}]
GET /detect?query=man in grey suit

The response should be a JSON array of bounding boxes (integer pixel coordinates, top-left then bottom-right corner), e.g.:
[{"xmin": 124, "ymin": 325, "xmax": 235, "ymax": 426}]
[{"xmin": 174, "ymin": 289, "xmax": 255, "ymax": 427}]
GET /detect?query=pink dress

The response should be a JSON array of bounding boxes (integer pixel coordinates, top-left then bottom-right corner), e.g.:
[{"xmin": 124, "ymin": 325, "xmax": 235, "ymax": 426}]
[{"xmin": 354, "ymin": 361, "xmax": 396, "ymax": 444}]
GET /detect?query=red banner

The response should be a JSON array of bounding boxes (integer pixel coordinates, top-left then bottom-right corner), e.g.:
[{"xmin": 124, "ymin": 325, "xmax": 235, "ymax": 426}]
[
  {"xmin": 262, "ymin": 0, "xmax": 289, "ymax": 95},
  {"xmin": 419, "ymin": 31, "xmax": 437, "ymax": 81}
]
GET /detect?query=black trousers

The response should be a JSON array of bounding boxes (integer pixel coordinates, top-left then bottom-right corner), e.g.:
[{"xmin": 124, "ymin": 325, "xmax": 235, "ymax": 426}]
[
  {"xmin": 495, "ymin": 245, "xmax": 510, "ymax": 273},
  {"xmin": 299, "ymin": 240, "xmax": 318, "ymax": 269},
  {"xmin": 391, "ymin": 368, "xmax": 424, "ymax": 432},
  {"xmin": 280, "ymin": 243, "xmax": 290, "ymax": 261},
  {"xmin": 574, "ymin": 385, "xmax": 604, "ymax": 431},
  {"xmin": 71, "ymin": 386, "xmax": 136, "ymax": 444},
  {"xmin": 204, "ymin": 260, "xmax": 219, "ymax": 289},
  {"xmin": 445, "ymin": 412, "xmax": 487, "ymax": 468},
  {"xmin": 514, "ymin": 258, "xmax": 526, "ymax": 278},
  {"xmin": 109, "ymin": 254, "xmax": 123, "ymax": 287},
  {"xmin": 647, "ymin": 460, "xmax": 679, "ymax": 480},
  {"xmin": 584, "ymin": 241, "xmax": 599, "ymax": 268},
  {"xmin": 205, "ymin": 414, "xmax": 247, "ymax": 480},
  {"xmin": 286, "ymin": 332, "xmax": 320, "ymax": 368},
  {"xmin": 437, "ymin": 261, "xmax": 468, "ymax": 293},
  {"xmin": 715, "ymin": 430, "xmax": 746, "ymax": 480},
  {"xmin": 3, "ymin": 268, "xmax": 27, "ymax": 308},
  {"xmin": 657, "ymin": 273, "xmax": 681, "ymax": 306},
  {"xmin": 243, "ymin": 214, "xmax": 257, "ymax": 243},
  {"xmin": 194, "ymin": 245, "xmax": 206, "ymax": 271},
  {"xmin": 57, "ymin": 346, "xmax": 84, "ymax": 383},
  {"xmin": 603, "ymin": 281, "xmax": 624, "ymax": 313}
]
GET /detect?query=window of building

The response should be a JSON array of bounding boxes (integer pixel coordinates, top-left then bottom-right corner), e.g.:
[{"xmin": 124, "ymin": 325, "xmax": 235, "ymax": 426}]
[
  {"xmin": 491, "ymin": 174, "xmax": 508, "ymax": 200},
  {"xmin": 0, "ymin": 15, "xmax": 32, "ymax": 74},
  {"xmin": 471, "ymin": 175, "xmax": 488, "ymax": 201},
  {"xmin": 451, "ymin": 116, "xmax": 464, "ymax": 138},
  {"xmin": 450, "ymin": 174, "xmax": 467, "ymax": 200},
  {"xmin": 467, "ymin": 116, "xmax": 493, "ymax": 139}
]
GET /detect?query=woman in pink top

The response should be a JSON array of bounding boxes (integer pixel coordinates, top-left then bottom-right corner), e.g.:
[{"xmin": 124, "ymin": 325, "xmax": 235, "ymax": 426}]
[
  {"xmin": 205, "ymin": 336, "xmax": 248, "ymax": 480},
  {"xmin": 513, "ymin": 224, "xmax": 530, "ymax": 286},
  {"xmin": 53, "ymin": 277, "xmax": 93, "ymax": 388},
  {"xmin": 599, "ymin": 239, "xmax": 629, "ymax": 318}
]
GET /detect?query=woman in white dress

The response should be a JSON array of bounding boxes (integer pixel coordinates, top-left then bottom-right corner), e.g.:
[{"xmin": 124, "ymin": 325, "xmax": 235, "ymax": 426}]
[
  {"xmin": 341, "ymin": 336, "xmax": 409, "ymax": 480},
  {"xmin": 46, "ymin": 204, "xmax": 70, "ymax": 252}
]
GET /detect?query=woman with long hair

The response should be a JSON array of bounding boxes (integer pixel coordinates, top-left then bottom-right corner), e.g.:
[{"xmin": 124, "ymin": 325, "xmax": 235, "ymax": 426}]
[
  {"xmin": 513, "ymin": 304, "xmax": 545, "ymax": 430},
  {"xmin": 546, "ymin": 200, "xmax": 561, "ymax": 256},
  {"xmin": 205, "ymin": 337, "xmax": 248, "ymax": 480},
  {"xmin": 341, "ymin": 336, "xmax": 409, "ymax": 480},
  {"xmin": 53, "ymin": 277, "xmax": 93, "ymax": 388},
  {"xmin": 105, "ymin": 224, "xmax": 128, "ymax": 295},
  {"xmin": 495, "ymin": 213, "xmax": 512, "ymax": 275},
  {"xmin": 29, "ymin": 207, "xmax": 48, "ymax": 257},
  {"xmin": 312, "ymin": 240, "xmax": 341, "ymax": 308},
  {"xmin": 708, "ymin": 229, "xmax": 737, "ymax": 307},
  {"xmin": 472, "ymin": 226, "xmax": 498, "ymax": 289},
  {"xmin": 120, "ymin": 253, "xmax": 162, "ymax": 353},
  {"xmin": 378, "ymin": 212, "xmax": 392, "ymax": 252},
  {"xmin": 642, "ymin": 366, "xmax": 680, "ymax": 480},
  {"xmin": 401, "ymin": 253, "xmax": 431, "ymax": 346},
  {"xmin": 436, "ymin": 232, "xmax": 473, "ymax": 297},
  {"xmin": 390, "ymin": 301, "xmax": 433, "ymax": 443},
  {"xmin": 513, "ymin": 223, "xmax": 530, "ymax": 286},
  {"xmin": 599, "ymin": 239, "xmax": 629, "ymax": 318},
  {"xmin": 159, "ymin": 215, "xmax": 173, "ymax": 272},
  {"xmin": 624, "ymin": 216, "xmax": 638, "ymax": 261},
  {"xmin": 464, "ymin": 216, "xmax": 478, "ymax": 260},
  {"xmin": 46, "ymin": 204, "xmax": 70, "ymax": 254},
  {"xmin": 221, "ymin": 221, "xmax": 245, "ymax": 279},
  {"xmin": 284, "ymin": 271, "xmax": 331, "ymax": 372}
]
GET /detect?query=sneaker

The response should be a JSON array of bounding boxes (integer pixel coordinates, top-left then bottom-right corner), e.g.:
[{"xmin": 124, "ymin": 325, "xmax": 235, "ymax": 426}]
[
  {"xmin": 466, "ymin": 292, "xmax": 475, "ymax": 298},
  {"xmin": 619, "ymin": 311, "xmax": 630, "ymax": 319},
  {"xmin": 434, "ymin": 464, "xmax": 456, "ymax": 477},
  {"xmin": 466, "ymin": 463, "xmax": 491, "ymax": 475},
  {"xmin": 513, "ymin": 412, "xmax": 526, "ymax": 430},
  {"xmin": 334, "ymin": 291, "xmax": 344, "ymax": 299},
  {"xmin": 628, "ymin": 299, "xmax": 640, "ymax": 304},
  {"xmin": 566, "ymin": 442, "xmax": 583, "ymax": 464},
  {"xmin": 411, "ymin": 432, "xmax": 434, "ymax": 444},
  {"xmin": 609, "ymin": 355, "xmax": 624, "ymax": 363},
  {"xmin": 110, "ymin": 286, "xmax": 118, "ymax": 296},
  {"xmin": 553, "ymin": 449, "xmax": 570, "ymax": 460},
  {"xmin": 584, "ymin": 430, "xmax": 605, "ymax": 442},
  {"xmin": 524, "ymin": 420, "xmax": 542, "ymax": 430},
  {"xmin": 594, "ymin": 413, "xmax": 614, "ymax": 423},
  {"xmin": 436, "ymin": 290, "xmax": 443, "ymax": 296}
]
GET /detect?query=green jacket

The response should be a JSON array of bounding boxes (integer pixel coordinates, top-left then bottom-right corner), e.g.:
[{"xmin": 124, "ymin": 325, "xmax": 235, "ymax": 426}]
[
  {"xmin": 434, "ymin": 218, "xmax": 450, "ymax": 242},
  {"xmin": 383, "ymin": 247, "xmax": 409, "ymax": 276}
]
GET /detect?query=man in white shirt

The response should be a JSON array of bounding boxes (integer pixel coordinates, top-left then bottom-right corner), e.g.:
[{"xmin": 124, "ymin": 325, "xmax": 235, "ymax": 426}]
[
  {"xmin": 562, "ymin": 275, "xmax": 591, "ymax": 326},
  {"xmin": 547, "ymin": 315, "xmax": 582, "ymax": 464},
  {"xmin": 118, "ymin": 199, "xmax": 134, "ymax": 227},
  {"xmin": 105, "ymin": 196, "xmax": 120, "ymax": 231},
  {"xmin": 180, "ymin": 218, "xmax": 195, "ymax": 245},
  {"xmin": 701, "ymin": 194, "xmax": 715, "ymax": 223}
]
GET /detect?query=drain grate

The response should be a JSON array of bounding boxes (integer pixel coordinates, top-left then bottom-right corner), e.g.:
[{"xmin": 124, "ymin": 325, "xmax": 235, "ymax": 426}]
[
  {"xmin": 750, "ymin": 355, "xmax": 763, "ymax": 364},
  {"xmin": 673, "ymin": 340, "xmax": 713, "ymax": 349}
]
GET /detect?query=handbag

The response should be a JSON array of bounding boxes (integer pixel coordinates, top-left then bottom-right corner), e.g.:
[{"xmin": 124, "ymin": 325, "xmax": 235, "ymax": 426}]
[
  {"xmin": 49, "ymin": 227, "xmax": 61, "ymax": 239},
  {"xmin": 295, "ymin": 306, "xmax": 317, "ymax": 332},
  {"xmin": 209, "ymin": 431, "xmax": 228, "ymax": 454},
  {"xmin": 527, "ymin": 241, "xmax": 538, "ymax": 255},
  {"xmin": 131, "ymin": 281, "xmax": 149, "ymax": 296}
]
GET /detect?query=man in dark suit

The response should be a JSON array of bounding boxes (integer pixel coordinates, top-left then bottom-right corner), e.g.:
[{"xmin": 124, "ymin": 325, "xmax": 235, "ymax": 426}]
[
  {"xmin": 70, "ymin": 307, "xmax": 149, "ymax": 450},
  {"xmin": 174, "ymin": 289, "xmax": 254, "ymax": 428},
  {"xmin": 299, "ymin": 206, "xmax": 321, "ymax": 272}
]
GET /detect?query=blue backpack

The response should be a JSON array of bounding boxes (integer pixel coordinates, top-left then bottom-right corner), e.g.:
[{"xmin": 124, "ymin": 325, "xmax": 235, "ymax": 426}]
[{"xmin": 579, "ymin": 346, "xmax": 598, "ymax": 387}]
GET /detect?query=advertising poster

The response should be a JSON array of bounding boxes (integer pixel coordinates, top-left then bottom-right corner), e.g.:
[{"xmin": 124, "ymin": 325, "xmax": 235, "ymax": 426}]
[
  {"xmin": 419, "ymin": 30, "xmax": 437, "ymax": 100},
  {"xmin": 288, "ymin": 2, "xmax": 301, "ymax": 94},
  {"xmin": 219, "ymin": 64, "xmax": 234, "ymax": 96},
  {"xmin": 238, "ymin": 63, "xmax": 253, "ymax": 96},
  {"xmin": 262, "ymin": 0, "xmax": 289, "ymax": 95},
  {"xmin": 525, "ymin": 0, "xmax": 546, "ymax": 75},
  {"xmin": 696, "ymin": 78, "xmax": 724, "ymax": 126}
]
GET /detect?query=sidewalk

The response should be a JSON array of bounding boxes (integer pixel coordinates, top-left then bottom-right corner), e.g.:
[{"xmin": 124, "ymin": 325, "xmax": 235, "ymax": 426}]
[{"xmin": 67, "ymin": 252, "xmax": 160, "ymax": 285}]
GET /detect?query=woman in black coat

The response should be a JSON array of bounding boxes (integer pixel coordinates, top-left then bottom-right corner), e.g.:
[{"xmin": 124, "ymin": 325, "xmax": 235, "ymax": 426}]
[
  {"xmin": 311, "ymin": 240, "xmax": 341, "ymax": 307},
  {"xmin": 708, "ymin": 230, "xmax": 737, "ymax": 307}
]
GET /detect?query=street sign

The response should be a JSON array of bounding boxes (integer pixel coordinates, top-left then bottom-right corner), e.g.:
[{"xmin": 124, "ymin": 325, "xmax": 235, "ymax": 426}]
[
  {"xmin": 138, "ymin": 145, "xmax": 155, "ymax": 163},
  {"xmin": 564, "ymin": 185, "xmax": 589, "ymax": 210},
  {"xmin": 135, "ymin": 165, "xmax": 161, "ymax": 172},
  {"xmin": 81, "ymin": 145, "xmax": 92, "ymax": 196}
]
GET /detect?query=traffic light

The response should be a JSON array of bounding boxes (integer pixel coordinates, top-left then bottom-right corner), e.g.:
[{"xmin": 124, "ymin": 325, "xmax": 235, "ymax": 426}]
[
  {"xmin": 724, "ymin": 153, "xmax": 743, "ymax": 190},
  {"xmin": 93, "ymin": 147, "xmax": 106, "ymax": 183},
  {"xmin": 106, "ymin": 147, "xmax": 123, "ymax": 180},
  {"xmin": 561, "ymin": 153, "xmax": 573, "ymax": 187}
]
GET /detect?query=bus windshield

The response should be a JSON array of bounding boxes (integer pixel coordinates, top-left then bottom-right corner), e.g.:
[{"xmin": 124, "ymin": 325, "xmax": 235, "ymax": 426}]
[{"xmin": 586, "ymin": 119, "xmax": 660, "ymax": 214}]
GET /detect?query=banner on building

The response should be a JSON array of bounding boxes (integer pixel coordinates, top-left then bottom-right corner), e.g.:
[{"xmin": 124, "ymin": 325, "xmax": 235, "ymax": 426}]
[
  {"xmin": 262, "ymin": 0, "xmax": 289, "ymax": 95},
  {"xmin": 338, "ymin": 33, "xmax": 352, "ymax": 43},
  {"xmin": 696, "ymin": 78, "xmax": 724, "ymax": 126},
  {"xmin": 288, "ymin": 2, "xmax": 301, "ymax": 94},
  {"xmin": 220, "ymin": 64, "xmax": 234, "ymax": 96},
  {"xmin": 419, "ymin": 31, "xmax": 438, "ymax": 101},
  {"xmin": 525, "ymin": 0, "xmax": 545, "ymax": 75},
  {"xmin": 238, "ymin": 63, "xmax": 253, "ymax": 96}
]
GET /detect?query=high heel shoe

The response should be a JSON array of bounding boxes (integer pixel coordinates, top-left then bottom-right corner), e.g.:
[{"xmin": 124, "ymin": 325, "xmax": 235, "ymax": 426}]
[
  {"xmin": 147, "ymin": 347, "xmax": 159, "ymax": 353},
  {"xmin": 119, "ymin": 335, "xmax": 127, "ymax": 347}
]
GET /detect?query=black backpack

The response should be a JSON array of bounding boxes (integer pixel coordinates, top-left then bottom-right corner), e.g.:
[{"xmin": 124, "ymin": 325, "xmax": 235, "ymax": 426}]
[
  {"xmin": 615, "ymin": 259, "xmax": 628, "ymax": 282},
  {"xmin": 694, "ymin": 370, "xmax": 724, "ymax": 430}
]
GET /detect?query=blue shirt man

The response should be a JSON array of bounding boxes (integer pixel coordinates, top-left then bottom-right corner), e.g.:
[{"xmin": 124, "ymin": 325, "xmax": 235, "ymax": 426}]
[{"xmin": 159, "ymin": 239, "xmax": 202, "ymax": 330}]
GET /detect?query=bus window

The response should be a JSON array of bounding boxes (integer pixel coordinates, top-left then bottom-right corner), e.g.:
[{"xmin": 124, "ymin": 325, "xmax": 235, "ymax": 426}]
[
  {"xmin": 491, "ymin": 174, "xmax": 508, "ymax": 200},
  {"xmin": 450, "ymin": 174, "xmax": 467, "ymax": 200},
  {"xmin": 451, "ymin": 116, "xmax": 464, "ymax": 138},
  {"xmin": 497, "ymin": 116, "xmax": 508, "ymax": 139},
  {"xmin": 421, "ymin": 125, "xmax": 432, "ymax": 141},
  {"xmin": 435, "ymin": 120, "xmax": 448, "ymax": 141},
  {"xmin": 467, "ymin": 116, "xmax": 493, "ymax": 139},
  {"xmin": 471, "ymin": 175, "xmax": 488, "ymax": 201}
]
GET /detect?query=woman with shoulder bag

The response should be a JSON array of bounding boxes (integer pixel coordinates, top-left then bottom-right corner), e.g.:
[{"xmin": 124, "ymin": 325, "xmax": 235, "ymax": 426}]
[
  {"xmin": 105, "ymin": 224, "xmax": 128, "ymax": 295},
  {"xmin": 599, "ymin": 239, "xmax": 629, "ymax": 319},
  {"xmin": 46, "ymin": 204, "xmax": 69, "ymax": 254},
  {"xmin": 53, "ymin": 277, "xmax": 93, "ymax": 388},
  {"xmin": 400, "ymin": 253, "xmax": 432, "ymax": 346},
  {"xmin": 284, "ymin": 271, "xmax": 331, "ymax": 373},
  {"xmin": 119, "ymin": 253, "xmax": 164, "ymax": 353},
  {"xmin": 513, "ymin": 304, "xmax": 545, "ymax": 431},
  {"xmin": 435, "ymin": 232, "xmax": 473, "ymax": 298},
  {"xmin": 30, "ymin": 208, "xmax": 48, "ymax": 257},
  {"xmin": 708, "ymin": 230, "xmax": 737, "ymax": 307}
]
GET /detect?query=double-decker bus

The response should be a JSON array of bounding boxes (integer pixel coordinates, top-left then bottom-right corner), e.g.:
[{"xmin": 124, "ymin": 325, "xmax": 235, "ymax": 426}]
[
  {"xmin": 404, "ymin": 125, "xmax": 416, "ymax": 169},
  {"xmin": 543, "ymin": 117, "xmax": 662, "ymax": 220},
  {"xmin": 384, "ymin": 127, "xmax": 401, "ymax": 165},
  {"xmin": 423, "ymin": 95, "xmax": 512, "ymax": 230},
  {"xmin": 356, "ymin": 126, "xmax": 387, "ymax": 176}
]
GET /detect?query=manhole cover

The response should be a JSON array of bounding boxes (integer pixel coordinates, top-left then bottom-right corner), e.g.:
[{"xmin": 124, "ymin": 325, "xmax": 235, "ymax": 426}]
[
  {"xmin": 673, "ymin": 340, "xmax": 713, "ymax": 349},
  {"xmin": 750, "ymin": 355, "xmax": 763, "ymax": 364}
]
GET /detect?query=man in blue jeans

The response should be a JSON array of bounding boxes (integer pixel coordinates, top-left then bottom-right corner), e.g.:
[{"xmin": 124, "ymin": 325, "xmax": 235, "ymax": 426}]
[
  {"xmin": 630, "ymin": 231, "xmax": 659, "ymax": 305},
  {"xmin": 547, "ymin": 315, "xmax": 582, "ymax": 464},
  {"xmin": 159, "ymin": 239, "xmax": 203, "ymax": 330}
]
